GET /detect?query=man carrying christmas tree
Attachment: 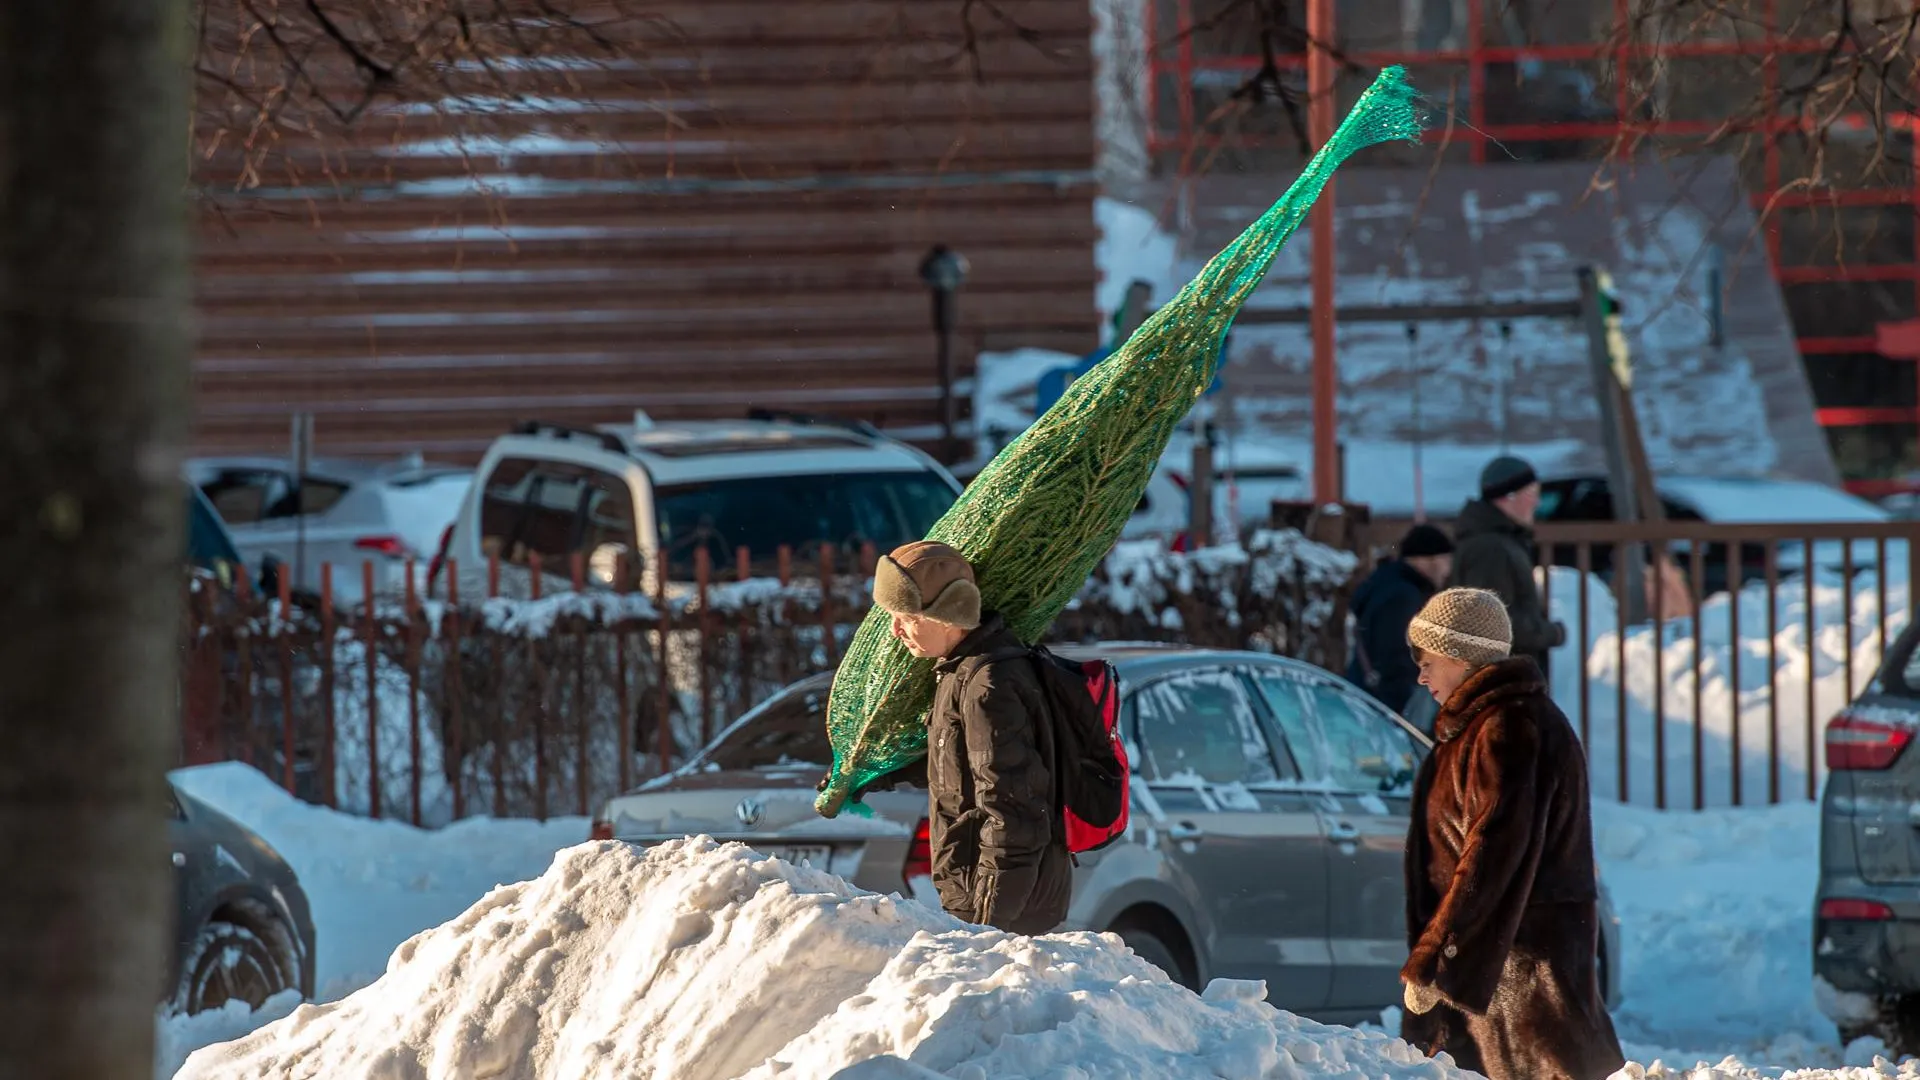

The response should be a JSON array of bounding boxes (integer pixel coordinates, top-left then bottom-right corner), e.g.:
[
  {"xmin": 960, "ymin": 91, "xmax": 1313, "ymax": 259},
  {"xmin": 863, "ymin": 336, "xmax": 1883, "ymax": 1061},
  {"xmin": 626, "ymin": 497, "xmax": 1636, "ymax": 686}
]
[{"xmin": 872, "ymin": 540, "xmax": 1071, "ymax": 935}]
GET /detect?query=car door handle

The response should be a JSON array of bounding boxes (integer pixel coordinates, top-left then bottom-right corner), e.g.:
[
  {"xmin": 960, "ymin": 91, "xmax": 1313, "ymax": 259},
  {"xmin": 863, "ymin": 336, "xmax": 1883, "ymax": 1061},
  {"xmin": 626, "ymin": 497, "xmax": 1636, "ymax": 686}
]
[
  {"xmin": 1167, "ymin": 822, "xmax": 1204, "ymax": 843},
  {"xmin": 1327, "ymin": 821, "xmax": 1360, "ymax": 843}
]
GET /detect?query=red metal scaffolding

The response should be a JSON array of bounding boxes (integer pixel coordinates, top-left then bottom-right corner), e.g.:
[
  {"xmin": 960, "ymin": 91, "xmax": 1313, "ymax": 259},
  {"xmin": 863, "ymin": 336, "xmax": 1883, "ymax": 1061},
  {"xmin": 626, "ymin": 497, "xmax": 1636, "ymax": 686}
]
[{"xmin": 1142, "ymin": 0, "xmax": 1920, "ymax": 495}]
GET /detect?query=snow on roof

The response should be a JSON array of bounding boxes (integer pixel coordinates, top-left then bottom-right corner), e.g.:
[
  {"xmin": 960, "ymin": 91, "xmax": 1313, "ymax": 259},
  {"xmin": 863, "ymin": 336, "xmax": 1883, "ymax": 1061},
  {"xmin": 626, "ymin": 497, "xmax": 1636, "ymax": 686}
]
[
  {"xmin": 1076, "ymin": 157, "xmax": 1837, "ymax": 515},
  {"xmin": 1658, "ymin": 476, "xmax": 1889, "ymax": 524}
]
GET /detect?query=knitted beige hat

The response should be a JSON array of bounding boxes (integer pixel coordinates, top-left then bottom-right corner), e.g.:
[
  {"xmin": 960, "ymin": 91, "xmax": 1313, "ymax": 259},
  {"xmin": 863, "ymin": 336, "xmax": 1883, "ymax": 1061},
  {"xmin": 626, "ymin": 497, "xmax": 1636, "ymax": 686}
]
[{"xmin": 1407, "ymin": 587, "xmax": 1513, "ymax": 665}]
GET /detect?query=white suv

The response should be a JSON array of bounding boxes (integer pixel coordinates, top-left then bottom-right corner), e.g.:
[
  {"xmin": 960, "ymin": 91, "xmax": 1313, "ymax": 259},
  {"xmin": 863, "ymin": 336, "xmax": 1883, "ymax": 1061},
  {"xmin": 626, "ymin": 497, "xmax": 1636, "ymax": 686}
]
[{"xmin": 432, "ymin": 413, "xmax": 963, "ymax": 595}]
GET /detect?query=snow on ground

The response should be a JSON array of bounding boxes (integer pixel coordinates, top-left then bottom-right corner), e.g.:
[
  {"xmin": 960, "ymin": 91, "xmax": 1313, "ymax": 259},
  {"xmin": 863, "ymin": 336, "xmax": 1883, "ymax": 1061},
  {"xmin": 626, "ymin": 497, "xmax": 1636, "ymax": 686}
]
[
  {"xmin": 155, "ymin": 993, "xmax": 301, "ymax": 1080},
  {"xmin": 1543, "ymin": 564, "xmax": 1908, "ymax": 808},
  {"xmin": 176, "ymin": 836, "xmax": 1468, "ymax": 1080},
  {"xmin": 155, "ymin": 760, "xmax": 1896, "ymax": 1078},
  {"xmin": 171, "ymin": 763, "xmax": 585, "ymax": 1001},
  {"xmin": 1594, "ymin": 799, "xmax": 1854, "ymax": 1069}
]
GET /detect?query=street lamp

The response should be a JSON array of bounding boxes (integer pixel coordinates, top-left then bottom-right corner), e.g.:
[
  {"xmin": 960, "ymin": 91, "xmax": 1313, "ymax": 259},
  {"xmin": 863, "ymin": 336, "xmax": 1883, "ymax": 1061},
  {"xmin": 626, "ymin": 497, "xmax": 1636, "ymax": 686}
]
[{"xmin": 918, "ymin": 244, "xmax": 969, "ymax": 461}]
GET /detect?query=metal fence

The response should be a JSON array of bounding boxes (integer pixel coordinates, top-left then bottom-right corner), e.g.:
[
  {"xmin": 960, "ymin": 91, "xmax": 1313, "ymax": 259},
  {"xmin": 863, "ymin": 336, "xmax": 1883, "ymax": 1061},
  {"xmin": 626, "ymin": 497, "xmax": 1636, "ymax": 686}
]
[
  {"xmin": 180, "ymin": 535, "xmax": 1354, "ymax": 826},
  {"xmin": 1532, "ymin": 520, "xmax": 1920, "ymax": 810}
]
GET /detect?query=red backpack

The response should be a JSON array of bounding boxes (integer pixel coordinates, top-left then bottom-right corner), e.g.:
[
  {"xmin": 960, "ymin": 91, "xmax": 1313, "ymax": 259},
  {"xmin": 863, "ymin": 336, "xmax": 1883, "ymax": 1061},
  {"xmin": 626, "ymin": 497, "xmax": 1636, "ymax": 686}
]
[{"xmin": 978, "ymin": 645, "xmax": 1130, "ymax": 854}]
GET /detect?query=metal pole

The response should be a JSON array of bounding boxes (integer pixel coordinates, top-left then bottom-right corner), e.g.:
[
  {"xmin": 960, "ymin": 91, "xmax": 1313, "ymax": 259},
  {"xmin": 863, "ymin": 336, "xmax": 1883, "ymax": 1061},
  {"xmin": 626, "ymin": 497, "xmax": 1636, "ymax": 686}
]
[
  {"xmin": 291, "ymin": 411, "xmax": 313, "ymax": 594},
  {"xmin": 1307, "ymin": 0, "xmax": 1339, "ymax": 504},
  {"xmin": 1406, "ymin": 323, "xmax": 1425, "ymax": 522},
  {"xmin": 934, "ymin": 289, "xmax": 956, "ymax": 460},
  {"xmin": 1577, "ymin": 266, "xmax": 1649, "ymax": 624}
]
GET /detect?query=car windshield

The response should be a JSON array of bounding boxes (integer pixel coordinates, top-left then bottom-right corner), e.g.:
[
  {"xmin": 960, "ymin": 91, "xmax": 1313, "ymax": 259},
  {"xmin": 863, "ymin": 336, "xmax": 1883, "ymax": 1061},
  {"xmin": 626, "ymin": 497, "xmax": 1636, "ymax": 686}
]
[
  {"xmin": 697, "ymin": 681, "xmax": 833, "ymax": 771},
  {"xmin": 653, "ymin": 470, "xmax": 956, "ymax": 577}
]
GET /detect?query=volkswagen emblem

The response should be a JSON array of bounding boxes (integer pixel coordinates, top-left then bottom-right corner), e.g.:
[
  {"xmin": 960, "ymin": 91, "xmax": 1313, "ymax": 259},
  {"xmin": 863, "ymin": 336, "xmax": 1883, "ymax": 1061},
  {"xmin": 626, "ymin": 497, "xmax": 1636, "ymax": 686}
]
[{"xmin": 735, "ymin": 797, "xmax": 764, "ymax": 829}]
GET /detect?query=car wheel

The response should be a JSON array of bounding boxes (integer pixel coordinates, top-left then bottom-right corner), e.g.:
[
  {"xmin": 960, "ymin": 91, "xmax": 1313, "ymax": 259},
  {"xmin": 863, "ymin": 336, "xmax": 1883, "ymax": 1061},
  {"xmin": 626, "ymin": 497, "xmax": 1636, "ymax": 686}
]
[
  {"xmin": 172, "ymin": 916, "xmax": 300, "ymax": 1016},
  {"xmin": 1847, "ymin": 995, "xmax": 1920, "ymax": 1057},
  {"xmin": 1114, "ymin": 922, "xmax": 1197, "ymax": 991}
]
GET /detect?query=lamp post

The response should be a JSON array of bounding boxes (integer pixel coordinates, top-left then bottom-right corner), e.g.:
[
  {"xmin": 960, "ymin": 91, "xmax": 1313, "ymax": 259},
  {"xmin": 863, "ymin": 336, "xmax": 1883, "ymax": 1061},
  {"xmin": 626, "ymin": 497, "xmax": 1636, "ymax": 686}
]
[{"xmin": 919, "ymin": 244, "xmax": 969, "ymax": 461}]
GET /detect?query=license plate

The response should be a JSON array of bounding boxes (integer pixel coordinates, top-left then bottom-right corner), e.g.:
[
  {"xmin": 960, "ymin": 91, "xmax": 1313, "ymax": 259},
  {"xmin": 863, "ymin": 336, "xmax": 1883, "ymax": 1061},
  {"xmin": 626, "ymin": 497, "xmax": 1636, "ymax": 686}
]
[{"xmin": 756, "ymin": 844, "xmax": 831, "ymax": 868}]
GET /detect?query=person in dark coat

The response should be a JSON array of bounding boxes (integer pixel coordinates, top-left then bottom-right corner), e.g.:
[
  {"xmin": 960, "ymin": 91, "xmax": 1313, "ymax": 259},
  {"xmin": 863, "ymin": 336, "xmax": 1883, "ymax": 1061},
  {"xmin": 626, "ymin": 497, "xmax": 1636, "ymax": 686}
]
[
  {"xmin": 1397, "ymin": 587, "xmax": 1623, "ymax": 1080},
  {"xmin": 1347, "ymin": 523, "xmax": 1455, "ymax": 724},
  {"xmin": 868, "ymin": 540, "xmax": 1071, "ymax": 935},
  {"xmin": 1451, "ymin": 455, "xmax": 1566, "ymax": 676}
]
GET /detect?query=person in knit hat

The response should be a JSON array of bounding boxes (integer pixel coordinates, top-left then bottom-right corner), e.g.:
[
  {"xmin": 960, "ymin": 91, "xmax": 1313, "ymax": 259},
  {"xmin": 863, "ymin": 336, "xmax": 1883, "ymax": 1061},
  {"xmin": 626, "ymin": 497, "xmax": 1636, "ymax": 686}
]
[
  {"xmin": 1346, "ymin": 524, "xmax": 1455, "ymax": 722},
  {"xmin": 1450, "ymin": 455, "xmax": 1566, "ymax": 680},
  {"xmin": 866, "ymin": 540, "xmax": 1070, "ymax": 935},
  {"xmin": 1398, "ymin": 588, "xmax": 1623, "ymax": 1080}
]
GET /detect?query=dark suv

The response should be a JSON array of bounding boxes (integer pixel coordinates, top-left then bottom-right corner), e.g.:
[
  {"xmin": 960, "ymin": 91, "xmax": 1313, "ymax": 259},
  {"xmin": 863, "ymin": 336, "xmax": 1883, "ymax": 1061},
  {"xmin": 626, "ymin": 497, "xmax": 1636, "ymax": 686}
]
[{"xmin": 1816, "ymin": 618, "xmax": 1920, "ymax": 1049}]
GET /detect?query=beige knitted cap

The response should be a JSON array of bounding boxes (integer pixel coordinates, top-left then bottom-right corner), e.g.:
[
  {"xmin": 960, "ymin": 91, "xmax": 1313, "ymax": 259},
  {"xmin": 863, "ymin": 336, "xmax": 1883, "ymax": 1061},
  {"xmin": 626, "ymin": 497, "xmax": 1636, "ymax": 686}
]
[{"xmin": 1407, "ymin": 588, "xmax": 1513, "ymax": 665}]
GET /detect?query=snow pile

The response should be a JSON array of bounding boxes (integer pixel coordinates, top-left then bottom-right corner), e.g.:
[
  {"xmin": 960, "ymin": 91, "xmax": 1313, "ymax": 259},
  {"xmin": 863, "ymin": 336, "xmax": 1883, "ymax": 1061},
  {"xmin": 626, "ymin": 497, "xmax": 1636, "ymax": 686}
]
[
  {"xmin": 1543, "ymin": 564, "xmax": 1908, "ymax": 807},
  {"xmin": 1617, "ymin": 1060, "xmax": 1920, "ymax": 1079},
  {"xmin": 177, "ymin": 837, "xmax": 1471, "ymax": 1080}
]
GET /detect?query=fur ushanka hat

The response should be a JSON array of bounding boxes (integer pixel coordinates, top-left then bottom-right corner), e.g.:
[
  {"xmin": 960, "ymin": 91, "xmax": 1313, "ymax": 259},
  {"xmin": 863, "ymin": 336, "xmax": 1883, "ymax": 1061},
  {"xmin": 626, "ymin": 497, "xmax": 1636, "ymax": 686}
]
[{"xmin": 872, "ymin": 540, "xmax": 982, "ymax": 630}]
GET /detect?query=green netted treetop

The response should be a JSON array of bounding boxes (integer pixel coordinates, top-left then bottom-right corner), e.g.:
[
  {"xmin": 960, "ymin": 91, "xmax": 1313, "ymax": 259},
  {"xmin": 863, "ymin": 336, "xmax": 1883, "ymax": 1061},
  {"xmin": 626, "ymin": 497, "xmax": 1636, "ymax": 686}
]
[{"xmin": 816, "ymin": 67, "xmax": 1426, "ymax": 817}]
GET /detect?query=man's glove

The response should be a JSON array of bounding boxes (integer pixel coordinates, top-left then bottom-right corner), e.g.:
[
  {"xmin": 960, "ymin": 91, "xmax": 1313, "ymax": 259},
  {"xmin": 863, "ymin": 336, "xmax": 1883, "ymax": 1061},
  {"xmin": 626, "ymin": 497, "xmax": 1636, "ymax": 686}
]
[{"xmin": 1403, "ymin": 980, "xmax": 1442, "ymax": 1016}]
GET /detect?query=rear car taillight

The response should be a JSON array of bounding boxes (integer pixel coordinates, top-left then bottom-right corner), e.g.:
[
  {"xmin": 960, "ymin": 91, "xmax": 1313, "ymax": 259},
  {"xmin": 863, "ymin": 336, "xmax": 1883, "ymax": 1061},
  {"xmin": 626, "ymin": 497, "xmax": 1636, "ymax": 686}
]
[
  {"xmin": 902, "ymin": 817, "xmax": 931, "ymax": 887},
  {"xmin": 1820, "ymin": 898, "xmax": 1895, "ymax": 921},
  {"xmin": 354, "ymin": 535, "xmax": 412, "ymax": 559},
  {"xmin": 1826, "ymin": 711, "xmax": 1915, "ymax": 771},
  {"xmin": 590, "ymin": 820, "xmax": 614, "ymax": 842}
]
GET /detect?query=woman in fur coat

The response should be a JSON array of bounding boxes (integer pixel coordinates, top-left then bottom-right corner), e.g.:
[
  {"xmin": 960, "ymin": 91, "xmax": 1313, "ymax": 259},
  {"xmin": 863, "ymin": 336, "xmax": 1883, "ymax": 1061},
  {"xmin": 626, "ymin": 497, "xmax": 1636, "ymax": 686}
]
[{"xmin": 1397, "ymin": 587, "xmax": 1624, "ymax": 1080}]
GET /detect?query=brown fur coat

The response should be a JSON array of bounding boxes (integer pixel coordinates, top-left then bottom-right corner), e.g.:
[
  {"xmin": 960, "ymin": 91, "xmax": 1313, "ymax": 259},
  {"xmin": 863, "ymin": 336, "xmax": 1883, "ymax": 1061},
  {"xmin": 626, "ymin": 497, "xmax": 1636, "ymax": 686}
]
[{"xmin": 1399, "ymin": 658, "xmax": 1623, "ymax": 1080}]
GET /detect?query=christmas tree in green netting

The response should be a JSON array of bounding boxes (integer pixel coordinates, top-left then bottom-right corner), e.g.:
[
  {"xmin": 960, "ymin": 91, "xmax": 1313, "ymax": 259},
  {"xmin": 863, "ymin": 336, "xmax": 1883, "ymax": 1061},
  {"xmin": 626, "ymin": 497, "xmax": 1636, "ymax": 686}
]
[{"xmin": 816, "ymin": 67, "xmax": 1426, "ymax": 817}]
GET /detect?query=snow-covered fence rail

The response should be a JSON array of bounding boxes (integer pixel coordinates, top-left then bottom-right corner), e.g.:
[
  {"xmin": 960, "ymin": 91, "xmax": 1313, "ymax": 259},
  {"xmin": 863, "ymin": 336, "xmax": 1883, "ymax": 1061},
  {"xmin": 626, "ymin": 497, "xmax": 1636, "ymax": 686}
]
[
  {"xmin": 1534, "ymin": 519, "xmax": 1920, "ymax": 810},
  {"xmin": 179, "ymin": 530, "xmax": 1355, "ymax": 826}
]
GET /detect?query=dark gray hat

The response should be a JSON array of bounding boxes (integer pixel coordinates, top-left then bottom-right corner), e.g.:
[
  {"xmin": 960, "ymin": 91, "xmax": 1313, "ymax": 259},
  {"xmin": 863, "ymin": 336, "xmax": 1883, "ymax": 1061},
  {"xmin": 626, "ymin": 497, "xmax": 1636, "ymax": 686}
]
[{"xmin": 1479, "ymin": 456, "xmax": 1539, "ymax": 501}]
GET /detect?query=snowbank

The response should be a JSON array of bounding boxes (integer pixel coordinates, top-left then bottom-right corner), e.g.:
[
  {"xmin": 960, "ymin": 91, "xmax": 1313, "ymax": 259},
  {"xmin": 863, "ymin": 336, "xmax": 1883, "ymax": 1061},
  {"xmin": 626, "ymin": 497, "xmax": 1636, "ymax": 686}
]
[
  {"xmin": 1618, "ymin": 1060, "xmax": 1920, "ymax": 1079},
  {"xmin": 177, "ymin": 837, "xmax": 1470, "ymax": 1080},
  {"xmin": 1543, "ymin": 564, "xmax": 1908, "ymax": 807}
]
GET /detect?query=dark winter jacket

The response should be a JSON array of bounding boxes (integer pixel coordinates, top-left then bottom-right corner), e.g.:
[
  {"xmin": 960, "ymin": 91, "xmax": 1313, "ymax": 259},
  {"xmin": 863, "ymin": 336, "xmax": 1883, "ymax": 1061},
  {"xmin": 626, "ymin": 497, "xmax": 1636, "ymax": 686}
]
[
  {"xmin": 1346, "ymin": 559, "xmax": 1440, "ymax": 717},
  {"xmin": 1450, "ymin": 499, "xmax": 1564, "ymax": 671},
  {"xmin": 926, "ymin": 614, "xmax": 1072, "ymax": 935},
  {"xmin": 1400, "ymin": 657, "xmax": 1622, "ymax": 1080}
]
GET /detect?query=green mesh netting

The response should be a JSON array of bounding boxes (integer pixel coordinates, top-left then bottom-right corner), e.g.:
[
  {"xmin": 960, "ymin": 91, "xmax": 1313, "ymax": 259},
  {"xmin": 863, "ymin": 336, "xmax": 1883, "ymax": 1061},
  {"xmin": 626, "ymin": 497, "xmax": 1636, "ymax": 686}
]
[{"xmin": 815, "ymin": 66, "xmax": 1426, "ymax": 817}]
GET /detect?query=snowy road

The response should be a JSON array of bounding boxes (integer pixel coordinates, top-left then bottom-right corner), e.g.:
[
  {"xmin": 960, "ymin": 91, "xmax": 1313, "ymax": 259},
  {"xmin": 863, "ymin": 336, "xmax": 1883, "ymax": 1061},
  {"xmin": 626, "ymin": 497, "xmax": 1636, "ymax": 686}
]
[{"xmin": 161, "ymin": 763, "xmax": 1881, "ymax": 1078}]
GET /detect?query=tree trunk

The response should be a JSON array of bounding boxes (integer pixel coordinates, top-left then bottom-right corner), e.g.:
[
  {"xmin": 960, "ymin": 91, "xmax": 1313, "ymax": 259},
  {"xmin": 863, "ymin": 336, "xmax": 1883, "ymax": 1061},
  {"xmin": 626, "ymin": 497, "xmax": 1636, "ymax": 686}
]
[{"xmin": 0, "ymin": 3, "xmax": 192, "ymax": 1078}]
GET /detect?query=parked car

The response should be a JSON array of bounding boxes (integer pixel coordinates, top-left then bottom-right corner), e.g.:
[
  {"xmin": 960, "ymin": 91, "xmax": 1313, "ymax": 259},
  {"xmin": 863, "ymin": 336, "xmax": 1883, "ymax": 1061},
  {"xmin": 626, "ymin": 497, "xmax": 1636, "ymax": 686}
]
[
  {"xmin": 166, "ymin": 780, "xmax": 315, "ymax": 1015},
  {"xmin": 188, "ymin": 455, "xmax": 472, "ymax": 602},
  {"xmin": 433, "ymin": 413, "xmax": 962, "ymax": 593},
  {"xmin": 185, "ymin": 480, "xmax": 255, "ymax": 586},
  {"xmin": 593, "ymin": 645, "xmax": 1623, "ymax": 1025},
  {"xmin": 1537, "ymin": 473, "xmax": 1898, "ymax": 596},
  {"xmin": 1816, "ymin": 618, "xmax": 1920, "ymax": 1051}
]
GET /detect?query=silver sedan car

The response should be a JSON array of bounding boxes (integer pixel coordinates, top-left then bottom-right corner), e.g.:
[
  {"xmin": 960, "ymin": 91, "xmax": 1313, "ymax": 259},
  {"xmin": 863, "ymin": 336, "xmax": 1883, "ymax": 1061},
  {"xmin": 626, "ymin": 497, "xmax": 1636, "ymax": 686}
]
[{"xmin": 595, "ymin": 643, "xmax": 1623, "ymax": 1026}]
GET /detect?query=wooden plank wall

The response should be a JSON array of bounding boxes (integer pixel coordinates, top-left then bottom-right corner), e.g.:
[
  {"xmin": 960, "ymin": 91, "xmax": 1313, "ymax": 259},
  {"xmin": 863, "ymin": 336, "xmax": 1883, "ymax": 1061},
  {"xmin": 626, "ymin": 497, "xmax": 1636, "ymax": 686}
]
[{"xmin": 191, "ymin": 0, "xmax": 1101, "ymax": 460}]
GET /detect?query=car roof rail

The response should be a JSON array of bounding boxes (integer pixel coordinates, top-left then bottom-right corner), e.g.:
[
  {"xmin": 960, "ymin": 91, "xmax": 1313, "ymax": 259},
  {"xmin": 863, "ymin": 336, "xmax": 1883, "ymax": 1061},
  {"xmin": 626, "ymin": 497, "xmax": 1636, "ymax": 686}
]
[
  {"xmin": 744, "ymin": 407, "xmax": 883, "ymax": 442},
  {"xmin": 510, "ymin": 419, "xmax": 628, "ymax": 455}
]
